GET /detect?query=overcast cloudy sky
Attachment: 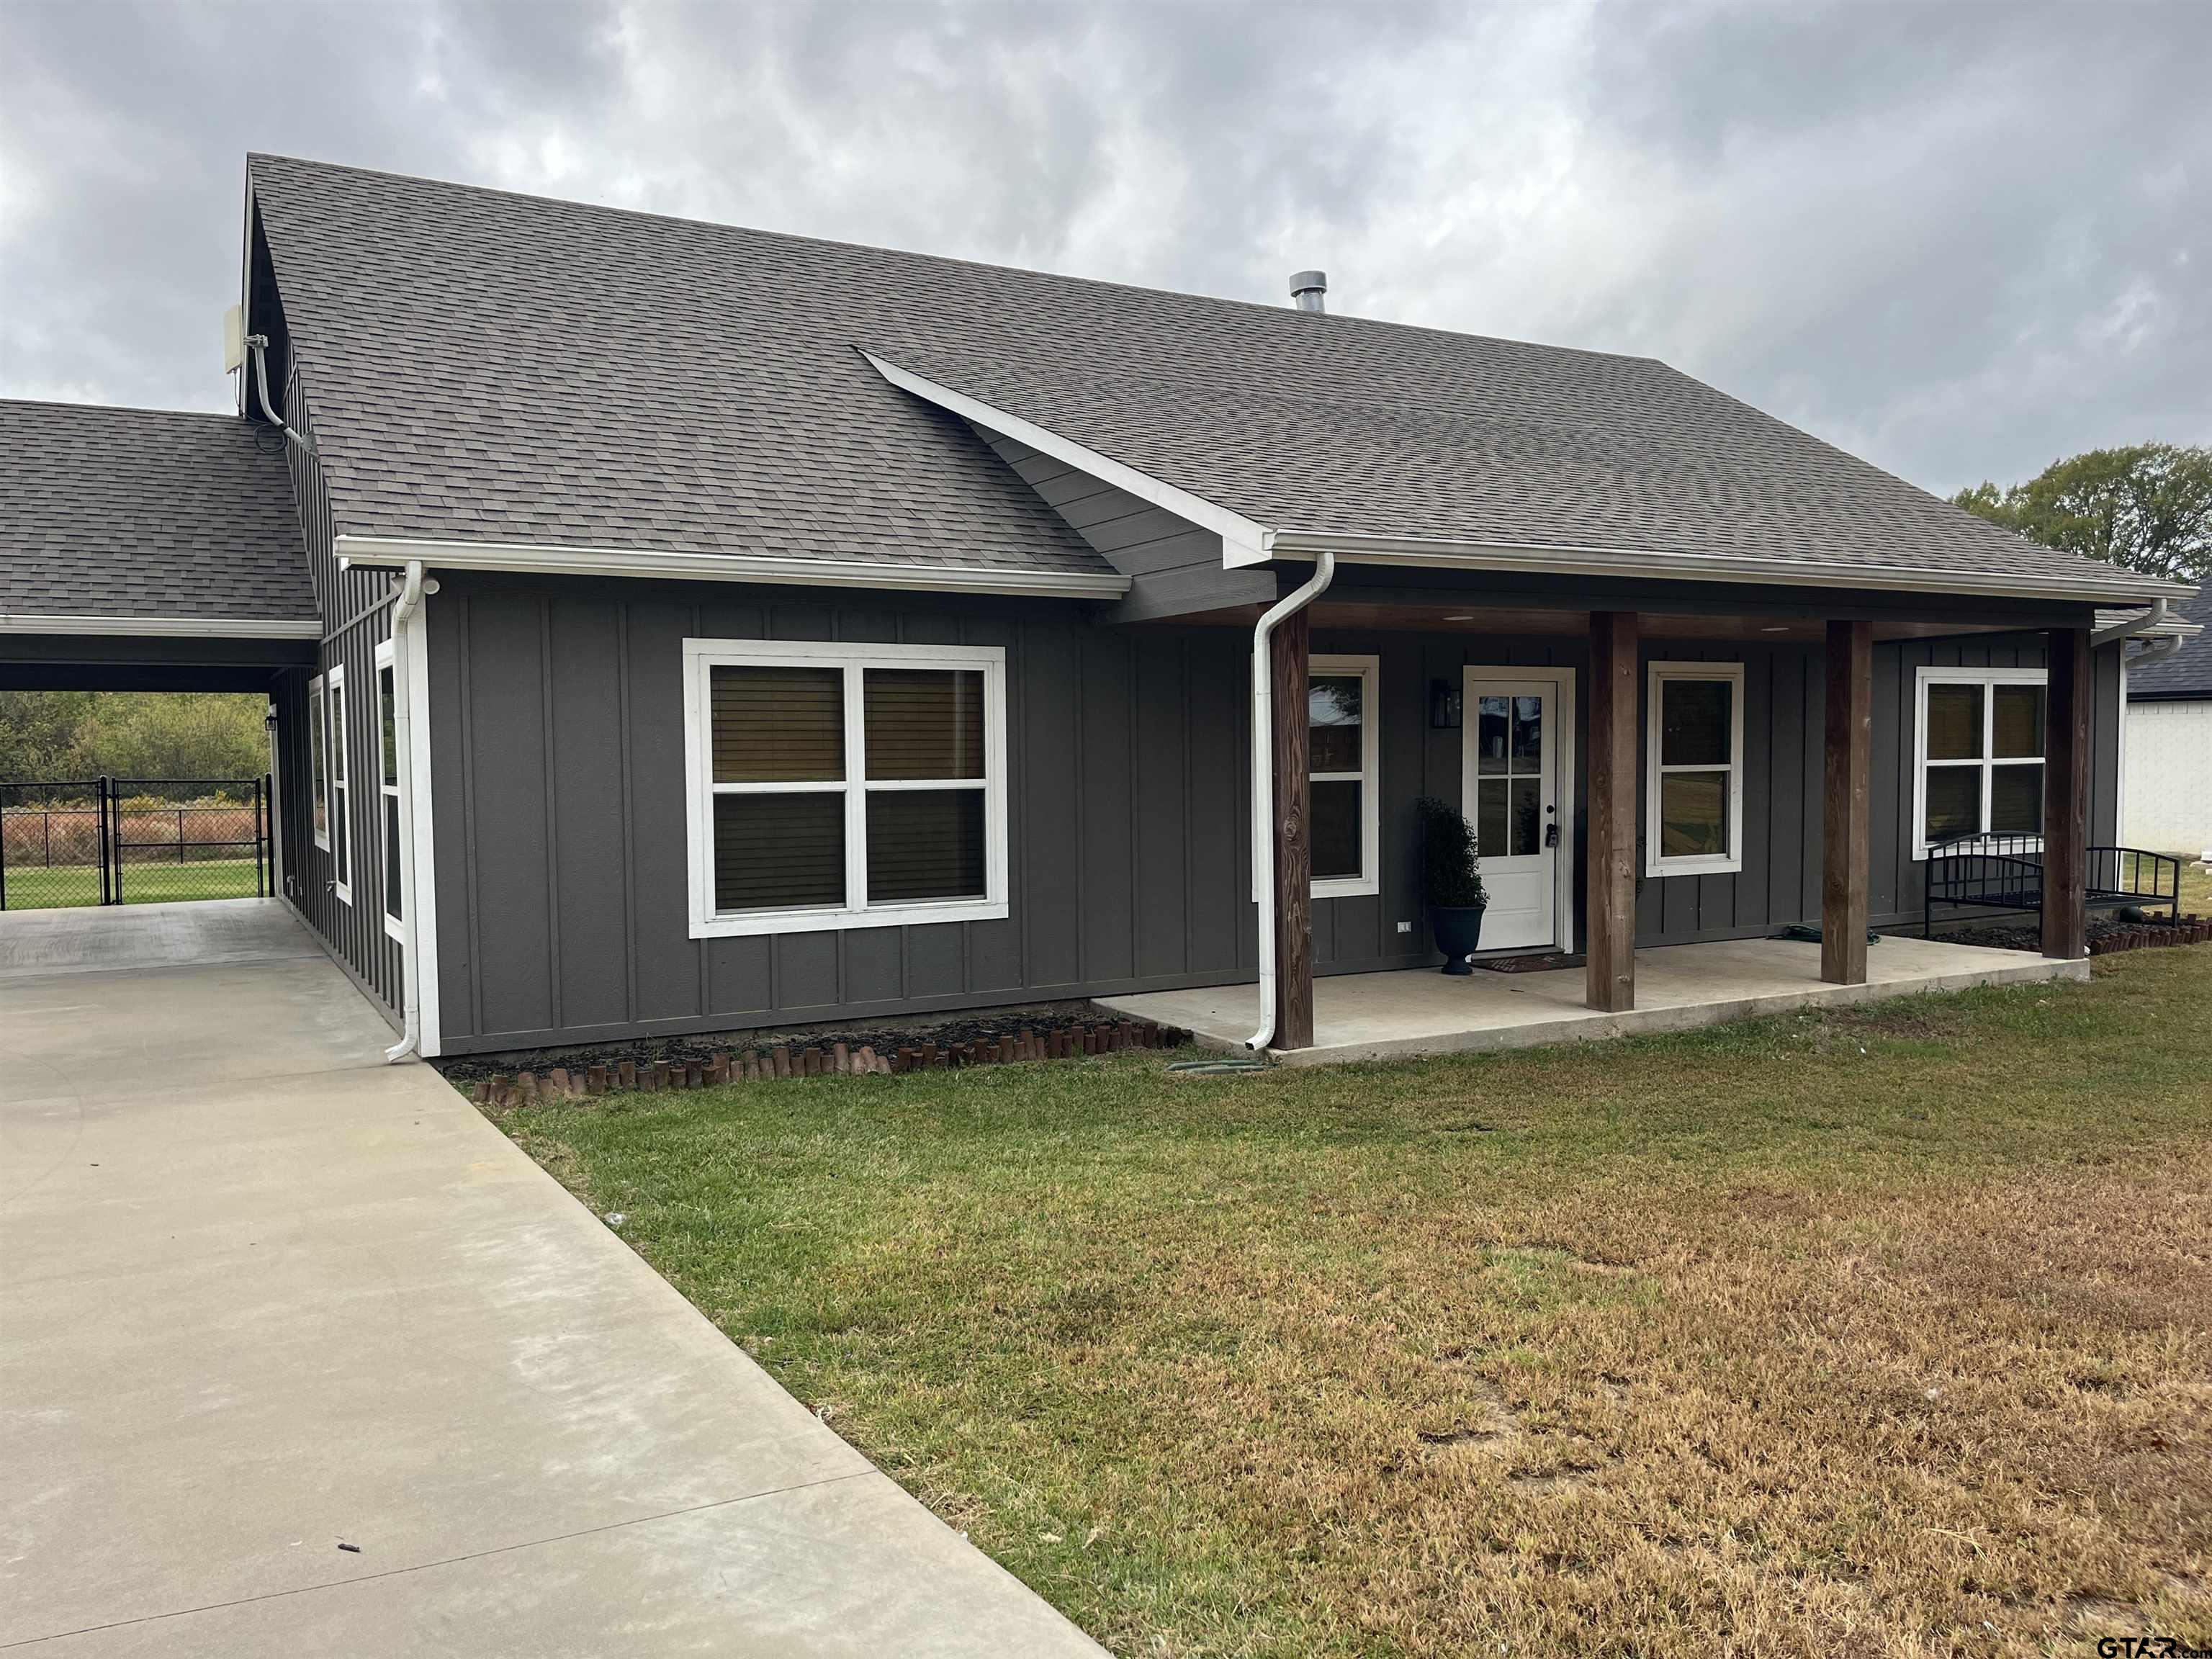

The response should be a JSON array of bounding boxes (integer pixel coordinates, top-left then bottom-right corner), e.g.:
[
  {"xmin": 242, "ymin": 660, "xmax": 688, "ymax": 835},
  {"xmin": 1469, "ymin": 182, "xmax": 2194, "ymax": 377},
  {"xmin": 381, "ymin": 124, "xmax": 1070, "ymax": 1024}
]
[{"xmin": 2, "ymin": 0, "xmax": 2206, "ymax": 495}]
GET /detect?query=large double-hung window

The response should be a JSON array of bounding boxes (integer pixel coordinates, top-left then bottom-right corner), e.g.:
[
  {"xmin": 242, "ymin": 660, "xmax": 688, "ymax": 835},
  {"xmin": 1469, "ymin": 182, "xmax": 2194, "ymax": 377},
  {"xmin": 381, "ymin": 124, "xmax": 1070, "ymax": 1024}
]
[{"xmin": 683, "ymin": 639, "xmax": 1008, "ymax": 937}]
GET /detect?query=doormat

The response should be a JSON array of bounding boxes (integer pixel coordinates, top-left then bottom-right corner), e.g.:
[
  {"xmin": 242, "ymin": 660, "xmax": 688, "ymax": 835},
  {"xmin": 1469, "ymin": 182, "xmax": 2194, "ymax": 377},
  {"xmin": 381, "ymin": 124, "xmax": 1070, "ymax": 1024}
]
[{"xmin": 1475, "ymin": 951, "xmax": 1586, "ymax": 974}]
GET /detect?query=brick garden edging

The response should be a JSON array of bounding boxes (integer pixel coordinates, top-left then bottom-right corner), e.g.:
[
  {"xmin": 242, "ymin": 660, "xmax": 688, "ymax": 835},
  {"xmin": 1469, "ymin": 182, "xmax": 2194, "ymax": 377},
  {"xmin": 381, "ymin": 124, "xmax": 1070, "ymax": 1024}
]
[
  {"xmin": 472, "ymin": 1015, "xmax": 1192, "ymax": 1108},
  {"xmin": 2087, "ymin": 913, "xmax": 2212, "ymax": 956}
]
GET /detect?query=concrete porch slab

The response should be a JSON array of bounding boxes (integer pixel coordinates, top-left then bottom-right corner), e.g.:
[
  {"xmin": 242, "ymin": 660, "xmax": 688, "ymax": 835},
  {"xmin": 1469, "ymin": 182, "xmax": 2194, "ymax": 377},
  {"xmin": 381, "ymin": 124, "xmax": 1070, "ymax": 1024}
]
[{"xmin": 1097, "ymin": 934, "xmax": 2088, "ymax": 1066}]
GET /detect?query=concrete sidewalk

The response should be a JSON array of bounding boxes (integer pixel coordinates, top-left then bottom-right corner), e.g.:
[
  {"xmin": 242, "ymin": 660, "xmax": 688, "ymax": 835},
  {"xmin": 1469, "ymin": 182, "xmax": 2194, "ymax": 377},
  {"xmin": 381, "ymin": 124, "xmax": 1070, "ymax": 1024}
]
[{"xmin": 0, "ymin": 901, "xmax": 1101, "ymax": 1656}]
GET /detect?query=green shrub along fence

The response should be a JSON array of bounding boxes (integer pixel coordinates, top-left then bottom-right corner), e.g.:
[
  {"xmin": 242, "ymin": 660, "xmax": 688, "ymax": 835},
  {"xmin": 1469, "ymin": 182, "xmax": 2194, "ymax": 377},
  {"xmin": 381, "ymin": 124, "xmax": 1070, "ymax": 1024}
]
[{"xmin": 0, "ymin": 778, "xmax": 270, "ymax": 910}]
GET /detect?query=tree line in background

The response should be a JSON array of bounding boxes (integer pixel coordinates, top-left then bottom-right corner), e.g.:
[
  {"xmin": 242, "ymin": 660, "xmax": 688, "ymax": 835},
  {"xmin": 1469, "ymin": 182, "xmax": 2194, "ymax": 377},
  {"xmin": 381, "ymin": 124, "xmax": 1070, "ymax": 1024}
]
[
  {"xmin": 1953, "ymin": 441, "xmax": 2211, "ymax": 583},
  {"xmin": 0, "ymin": 692, "xmax": 269, "ymax": 784}
]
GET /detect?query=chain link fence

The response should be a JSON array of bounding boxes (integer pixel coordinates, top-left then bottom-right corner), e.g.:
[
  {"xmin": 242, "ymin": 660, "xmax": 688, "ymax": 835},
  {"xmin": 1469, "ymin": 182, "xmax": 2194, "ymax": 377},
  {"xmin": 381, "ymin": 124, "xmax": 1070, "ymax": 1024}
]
[{"xmin": 0, "ymin": 778, "xmax": 269, "ymax": 910}]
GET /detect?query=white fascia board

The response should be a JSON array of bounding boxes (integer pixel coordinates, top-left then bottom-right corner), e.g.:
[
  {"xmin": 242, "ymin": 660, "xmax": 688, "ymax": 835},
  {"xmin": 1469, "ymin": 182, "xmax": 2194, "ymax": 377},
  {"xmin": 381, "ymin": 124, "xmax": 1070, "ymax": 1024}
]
[
  {"xmin": 0, "ymin": 613, "xmax": 323, "ymax": 638},
  {"xmin": 857, "ymin": 349, "xmax": 1276, "ymax": 566},
  {"xmin": 1274, "ymin": 531, "xmax": 2195, "ymax": 608},
  {"xmin": 334, "ymin": 536, "xmax": 1130, "ymax": 599}
]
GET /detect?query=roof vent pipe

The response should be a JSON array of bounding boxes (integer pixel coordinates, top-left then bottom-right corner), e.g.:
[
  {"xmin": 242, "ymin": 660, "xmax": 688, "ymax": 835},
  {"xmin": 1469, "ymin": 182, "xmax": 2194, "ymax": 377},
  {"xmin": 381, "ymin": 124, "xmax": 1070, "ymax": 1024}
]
[{"xmin": 1290, "ymin": 270, "xmax": 1327, "ymax": 313}]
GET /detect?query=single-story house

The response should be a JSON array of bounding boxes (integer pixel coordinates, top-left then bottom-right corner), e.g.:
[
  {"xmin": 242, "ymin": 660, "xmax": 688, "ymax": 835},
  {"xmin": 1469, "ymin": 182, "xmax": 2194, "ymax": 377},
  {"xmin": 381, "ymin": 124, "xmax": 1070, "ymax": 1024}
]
[
  {"xmin": 1, "ymin": 154, "xmax": 2196, "ymax": 1059},
  {"xmin": 2119, "ymin": 593, "xmax": 2211, "ymax": 853}
]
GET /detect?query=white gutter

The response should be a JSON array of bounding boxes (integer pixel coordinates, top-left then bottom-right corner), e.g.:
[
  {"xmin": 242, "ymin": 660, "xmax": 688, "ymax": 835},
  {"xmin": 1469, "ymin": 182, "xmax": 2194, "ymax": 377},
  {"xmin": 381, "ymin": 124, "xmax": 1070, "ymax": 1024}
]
[
  {"xmin": 0, "ymin": 613, "xmax": 322, "ymax": 638},
  {"xmin": 334, "ymin": 536, "xmax": 1130, "ymax": 600},
  {"xmin": 1274, "ymin": 531, "xmax": 2193, "ymax": 607},
  {"xmin": 1246, "ymin": 552, "xmax": 1336, "ymax": 1053},
  {"xmin": 384, "ymin": 561, "xmax": 428, "ymax": 1065}
]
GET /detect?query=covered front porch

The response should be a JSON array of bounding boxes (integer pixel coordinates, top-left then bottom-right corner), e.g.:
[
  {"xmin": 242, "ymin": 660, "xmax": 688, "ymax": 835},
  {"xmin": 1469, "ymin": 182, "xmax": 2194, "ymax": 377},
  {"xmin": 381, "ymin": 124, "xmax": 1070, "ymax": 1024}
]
[{"xmin": 1103, "ymin": 932, "xmax": 2086, "ymax": 1067}]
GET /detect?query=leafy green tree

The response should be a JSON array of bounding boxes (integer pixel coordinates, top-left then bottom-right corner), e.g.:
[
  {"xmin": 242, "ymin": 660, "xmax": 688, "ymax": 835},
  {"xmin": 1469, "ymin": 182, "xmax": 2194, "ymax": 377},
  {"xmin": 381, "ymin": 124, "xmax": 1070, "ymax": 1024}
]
[
  {"xmin": 70, "ymin": 694, "xmax": 268, "ymax": 783},
  {"xmin": 1952, "ymin": 442, "xmax": 2211, "ymax": 583},
  {"xmin": 0, "ymin": 692, "xmax": 267, "ymax": 785},
  {"xmin": 0, "ymin": 691, "xmax": 96, "ymax": 782}
]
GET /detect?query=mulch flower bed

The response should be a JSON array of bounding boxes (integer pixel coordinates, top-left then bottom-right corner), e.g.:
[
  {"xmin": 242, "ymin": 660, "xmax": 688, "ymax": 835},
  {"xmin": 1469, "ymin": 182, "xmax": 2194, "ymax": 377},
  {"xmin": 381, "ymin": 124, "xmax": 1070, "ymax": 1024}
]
[
  {"xmin": 447, "ymin": 1007, "xmax": 1193, "ymax": 1108},
  {"xmin": 1939, "ymin": 912, "xmax": 2211, "ymax": 956}
]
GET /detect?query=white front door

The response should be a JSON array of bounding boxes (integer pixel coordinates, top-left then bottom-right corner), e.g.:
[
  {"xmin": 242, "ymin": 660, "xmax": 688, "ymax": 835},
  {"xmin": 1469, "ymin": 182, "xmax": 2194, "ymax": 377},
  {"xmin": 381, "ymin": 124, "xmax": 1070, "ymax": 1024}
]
[{"xmin": 1462, "ymin": 674, "xmax": 1563, "ymax": 953}]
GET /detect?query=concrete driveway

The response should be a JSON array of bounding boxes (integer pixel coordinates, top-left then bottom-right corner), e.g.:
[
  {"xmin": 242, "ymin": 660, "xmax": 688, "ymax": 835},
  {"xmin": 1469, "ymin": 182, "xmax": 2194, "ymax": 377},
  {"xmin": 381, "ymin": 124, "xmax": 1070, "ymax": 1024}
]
[{"xmin": 0, "ymin": 900, "xmax": 1101, "ymax": 1656}]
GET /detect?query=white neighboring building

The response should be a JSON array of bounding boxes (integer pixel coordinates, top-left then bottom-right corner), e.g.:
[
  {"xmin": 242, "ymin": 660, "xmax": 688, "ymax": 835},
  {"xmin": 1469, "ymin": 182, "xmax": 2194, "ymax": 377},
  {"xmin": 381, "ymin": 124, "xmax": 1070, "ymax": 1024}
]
[{"xmin": 2121, "ymin": 593, "xmax": 2211, "ymax": 855}]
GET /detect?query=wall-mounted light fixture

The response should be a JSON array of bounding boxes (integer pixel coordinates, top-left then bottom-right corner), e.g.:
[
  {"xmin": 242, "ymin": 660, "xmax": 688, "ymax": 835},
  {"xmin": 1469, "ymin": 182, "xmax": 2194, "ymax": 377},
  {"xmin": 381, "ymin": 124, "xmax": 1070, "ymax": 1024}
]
[{"xmin": 1430, "ymin": 679, "xmax": 1464, "ymax": 729}]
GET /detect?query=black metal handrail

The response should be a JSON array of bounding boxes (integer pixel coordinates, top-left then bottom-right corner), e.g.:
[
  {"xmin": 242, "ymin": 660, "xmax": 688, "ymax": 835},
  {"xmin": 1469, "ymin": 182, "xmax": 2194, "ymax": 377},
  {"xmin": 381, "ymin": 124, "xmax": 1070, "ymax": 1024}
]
[{"xmin": 1923, "ymin": 832, "xmax": 2182, "ymax": 937}]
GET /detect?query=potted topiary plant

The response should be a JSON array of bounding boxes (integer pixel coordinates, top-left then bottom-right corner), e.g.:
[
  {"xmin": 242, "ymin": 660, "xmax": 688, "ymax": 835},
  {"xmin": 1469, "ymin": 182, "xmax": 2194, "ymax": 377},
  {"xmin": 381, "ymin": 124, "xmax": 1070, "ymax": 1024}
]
[{"xmin": 1417, "ymin": 796, "xmax": 1488, "ymax": 974}]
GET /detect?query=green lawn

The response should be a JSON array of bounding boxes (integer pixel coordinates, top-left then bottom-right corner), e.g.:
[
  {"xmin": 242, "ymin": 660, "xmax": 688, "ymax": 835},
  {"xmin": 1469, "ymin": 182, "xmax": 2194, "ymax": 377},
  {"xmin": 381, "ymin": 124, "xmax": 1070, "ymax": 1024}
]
[
  {"xmin": 487, "ymin": 949, "xmax": 2212, "ymax": 1658},
  {"xmin": 0, "ymin": 858, "xmax": 264, "ymax": 909}
]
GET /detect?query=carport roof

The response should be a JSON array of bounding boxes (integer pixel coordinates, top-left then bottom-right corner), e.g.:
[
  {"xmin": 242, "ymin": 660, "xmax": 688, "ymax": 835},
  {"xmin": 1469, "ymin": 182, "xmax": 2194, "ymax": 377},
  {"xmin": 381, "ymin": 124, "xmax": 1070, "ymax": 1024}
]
[{"xmin": 0, "ymin": 400, "xmax": 318, "ymax": 634}]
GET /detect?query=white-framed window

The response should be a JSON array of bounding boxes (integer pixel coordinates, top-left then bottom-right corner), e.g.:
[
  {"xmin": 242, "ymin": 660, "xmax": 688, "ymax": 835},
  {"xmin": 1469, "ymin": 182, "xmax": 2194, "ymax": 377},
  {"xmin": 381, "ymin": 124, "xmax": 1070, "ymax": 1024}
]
[
  {"xmin": 1645, "ymin": 661, "xmax": 1745, "ymax": 877},
  {"xmin": 375, "ymin": 640, "xmax": 402, "ymax": 941},
  {"xmin": 327, "ymin": 662, "xmax": 351, "ymax": 904},
  {"xmin": 681, "ymin": 638, "xmax": 1009, "ymax": 938},
  {"xmin": 308, "ymin": 673, "xmax": 330, "ymax": 850},
  {"xmin": 1309, "ymin": 654, "xmax": 1380, "ymax": 899},
  {"xmin": 1912, "ymin": 665, "xmax": 2046, "ymax": 858}
]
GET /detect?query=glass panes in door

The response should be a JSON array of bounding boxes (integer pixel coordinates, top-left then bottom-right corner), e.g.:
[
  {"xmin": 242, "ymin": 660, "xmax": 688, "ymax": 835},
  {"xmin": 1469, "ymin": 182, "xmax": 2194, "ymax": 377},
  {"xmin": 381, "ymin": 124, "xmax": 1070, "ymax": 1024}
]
[{"xmin": 1474, "ymin": 693, "xmax": 1545, "ymax": 858}]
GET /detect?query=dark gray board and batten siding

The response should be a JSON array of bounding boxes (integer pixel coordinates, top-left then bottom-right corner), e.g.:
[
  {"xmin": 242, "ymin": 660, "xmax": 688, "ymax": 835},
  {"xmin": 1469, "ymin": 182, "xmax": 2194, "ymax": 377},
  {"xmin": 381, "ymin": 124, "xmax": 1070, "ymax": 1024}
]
[
  {"xmin": 260, "ymin": 345, "xmax": 404, "ymax": 1017},
  {"xmin": 423, "ymin": 576, "xmax": 2126, "ymax": 1056},
  {"xmin": 425, "ymin": 577, "xmax": 1261, "ymax": 1055}
]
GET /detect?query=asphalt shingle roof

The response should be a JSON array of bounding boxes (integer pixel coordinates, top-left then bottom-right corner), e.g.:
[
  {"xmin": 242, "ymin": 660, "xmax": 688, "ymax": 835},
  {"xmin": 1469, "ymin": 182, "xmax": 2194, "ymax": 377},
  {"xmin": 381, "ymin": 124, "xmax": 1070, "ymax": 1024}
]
[
  {"xmin": 2126, "ymin": 592, "xmax": 2211, "ymax": 698},
  {"xmin": 0, "ymin": 400, "xmax": 316, "ymax": 623},
  {"xmin": 247, "ymin": 154, "xmax": 2173, "ymax": 602}
]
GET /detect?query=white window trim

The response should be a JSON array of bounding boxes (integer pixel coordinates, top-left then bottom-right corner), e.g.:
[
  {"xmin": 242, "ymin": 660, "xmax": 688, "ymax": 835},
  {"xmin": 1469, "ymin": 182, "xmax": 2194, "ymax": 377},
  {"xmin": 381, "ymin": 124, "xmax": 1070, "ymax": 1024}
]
[
  {"xmin": 327, "ymin": 662, "xmax": 351, "ymax": 905},
  {"xmin": 1911, "ymin": 665, "xmax": 2047, "ymax": 860},
  {"xmin": 308, "ymin": 673, "xmax": 330, "ymax": 852},
  {"xmin": 681, "ymin": 637, "xmax": 1010, "ymax": 939},
  {"xmin": 375, "ymin": 640, "xmax": 403, "ymax": 943},
  {"xmin": 1645, "ymin": 660, "xmax": 1746, "ymax": 878},
  {"xmin": 1310, "ymin": 653, "xmax": 1381, "ymax": 900}
]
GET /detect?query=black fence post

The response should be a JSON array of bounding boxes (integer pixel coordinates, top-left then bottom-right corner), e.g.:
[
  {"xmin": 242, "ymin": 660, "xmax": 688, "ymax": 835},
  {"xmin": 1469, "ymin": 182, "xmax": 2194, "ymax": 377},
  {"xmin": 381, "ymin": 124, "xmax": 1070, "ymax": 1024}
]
[
  {"xmin": 255, "ymin": 775, "xmax": 268, "ymax": 898},
  {"xmin": 100, "ymin": 777, "xmax": 116, "ymax": 907}
]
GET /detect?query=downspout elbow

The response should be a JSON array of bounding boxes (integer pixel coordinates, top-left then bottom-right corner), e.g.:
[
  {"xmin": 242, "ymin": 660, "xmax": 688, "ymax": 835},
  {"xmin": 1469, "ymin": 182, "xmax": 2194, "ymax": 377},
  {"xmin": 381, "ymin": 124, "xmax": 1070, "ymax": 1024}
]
[{"xmin": 2091, "ymin": 598, "xmax": 2166, "ymax": 649}]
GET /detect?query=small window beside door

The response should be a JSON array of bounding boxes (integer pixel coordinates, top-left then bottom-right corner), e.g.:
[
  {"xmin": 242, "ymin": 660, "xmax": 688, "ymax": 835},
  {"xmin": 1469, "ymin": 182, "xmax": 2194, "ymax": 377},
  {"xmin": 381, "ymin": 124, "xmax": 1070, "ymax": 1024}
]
[
  {"xmin": 1645, "ymin": 662, "xmax": 1745, "ymax": 877},
  {"xmin": 1309, "ymin": 655, "xmax": 1379, "ymax": 898}
]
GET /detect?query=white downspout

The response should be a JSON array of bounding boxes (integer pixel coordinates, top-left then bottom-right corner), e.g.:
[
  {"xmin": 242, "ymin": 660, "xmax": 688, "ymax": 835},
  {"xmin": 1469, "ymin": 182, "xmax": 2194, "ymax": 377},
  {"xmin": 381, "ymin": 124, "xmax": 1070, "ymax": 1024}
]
[
  {"xmin": 1246, "ymin": 552, "xmax": 1336, "ymax": 1052},
  {"xmin": 384, "ymin": 561, "xmax": 426, "ymax": 1064}
]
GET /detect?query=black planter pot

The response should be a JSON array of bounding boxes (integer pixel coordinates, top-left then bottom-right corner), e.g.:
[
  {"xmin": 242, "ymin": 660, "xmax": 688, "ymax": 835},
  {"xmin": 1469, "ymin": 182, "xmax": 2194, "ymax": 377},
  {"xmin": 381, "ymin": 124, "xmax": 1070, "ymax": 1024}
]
[{"xmin": 1430, "ymin": 903, "xmax": 1487, "ymax": 974}]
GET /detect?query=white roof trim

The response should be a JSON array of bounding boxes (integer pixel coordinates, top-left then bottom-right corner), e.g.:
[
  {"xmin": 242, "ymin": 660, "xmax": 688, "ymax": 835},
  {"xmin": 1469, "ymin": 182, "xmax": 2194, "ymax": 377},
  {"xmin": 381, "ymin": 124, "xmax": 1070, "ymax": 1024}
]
[
  {"xmin": 0, "ymin": 613, "xmax": 323, "ymax": 638},
  {"xmin": 1273, "ymin": 531, "xmax": 2193, "ymax": 607},
  {"xmin": 334, "ymin": 535, "xmax": 1132, "ymax": 599},
  {"xmin": 858, "ymin": 349, "xmax": 1277, "ymax": 567}
]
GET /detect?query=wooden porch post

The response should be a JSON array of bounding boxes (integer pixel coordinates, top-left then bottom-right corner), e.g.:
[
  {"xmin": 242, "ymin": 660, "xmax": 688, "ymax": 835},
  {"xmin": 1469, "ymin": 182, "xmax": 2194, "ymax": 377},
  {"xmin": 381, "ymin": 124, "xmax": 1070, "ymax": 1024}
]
[
  {"xmin": 1586, "ymin": 611, "xmax": 1638, "ymax": 1012},
  {"xmin": 1821, "ymin": 619, "xmax": 1873, "ymax": 984},
  {"xmin": 1271, "ymin": 608, "xmax": 1315, "ymax": 1048},
  {"xmin": 2041, "ymin": 626, "xmax": 2091, "ymax": 960}
]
